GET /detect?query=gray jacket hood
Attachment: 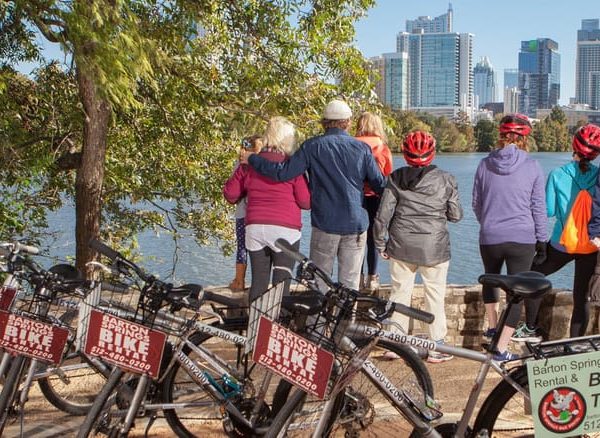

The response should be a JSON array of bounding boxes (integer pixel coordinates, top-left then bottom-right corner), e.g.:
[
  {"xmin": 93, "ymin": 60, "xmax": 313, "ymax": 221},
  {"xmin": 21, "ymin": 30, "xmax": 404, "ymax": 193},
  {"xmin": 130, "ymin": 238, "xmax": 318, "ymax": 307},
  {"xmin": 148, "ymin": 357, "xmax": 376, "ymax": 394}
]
[{"xmin": 485, "ymin": 144, "xmax": 527, "ymax": 175}]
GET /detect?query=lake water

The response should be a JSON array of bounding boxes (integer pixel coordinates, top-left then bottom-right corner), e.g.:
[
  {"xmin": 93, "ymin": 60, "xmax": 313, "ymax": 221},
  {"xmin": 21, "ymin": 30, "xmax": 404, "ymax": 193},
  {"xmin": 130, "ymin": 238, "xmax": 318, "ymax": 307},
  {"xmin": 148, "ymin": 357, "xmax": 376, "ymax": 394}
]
[{"xmin": 47, "ymin": 152, "xmax": 579, "ymax": 289}]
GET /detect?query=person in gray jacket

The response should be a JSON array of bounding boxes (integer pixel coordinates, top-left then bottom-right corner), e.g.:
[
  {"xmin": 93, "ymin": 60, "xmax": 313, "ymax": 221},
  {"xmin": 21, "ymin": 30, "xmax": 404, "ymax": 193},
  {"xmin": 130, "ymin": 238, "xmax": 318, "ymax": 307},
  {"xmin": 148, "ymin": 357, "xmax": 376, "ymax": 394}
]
[{"xmin": 374, "ymin": 131, "xmax": 462, "ymax": 363}]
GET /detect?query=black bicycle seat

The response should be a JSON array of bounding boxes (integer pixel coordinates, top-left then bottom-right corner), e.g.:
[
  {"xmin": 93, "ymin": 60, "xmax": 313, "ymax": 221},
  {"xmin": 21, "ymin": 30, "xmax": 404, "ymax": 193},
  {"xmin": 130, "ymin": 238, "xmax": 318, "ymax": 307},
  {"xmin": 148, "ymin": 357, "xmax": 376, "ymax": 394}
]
[
  {"xmin": 281, "ymin": 292, "xmax": 324, "ymax": 315},
  {"xmin": 478, "ymin": 271, "xmax": 551, "ymax": 299}
]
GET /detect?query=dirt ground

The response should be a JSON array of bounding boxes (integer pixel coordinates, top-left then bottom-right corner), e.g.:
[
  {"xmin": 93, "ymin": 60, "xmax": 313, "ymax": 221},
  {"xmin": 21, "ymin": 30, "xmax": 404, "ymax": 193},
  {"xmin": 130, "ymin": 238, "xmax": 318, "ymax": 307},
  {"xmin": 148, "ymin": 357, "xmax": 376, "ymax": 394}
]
[{"xmin": 4, "ymin": 355, "xmax": 508, "ymax": 438}]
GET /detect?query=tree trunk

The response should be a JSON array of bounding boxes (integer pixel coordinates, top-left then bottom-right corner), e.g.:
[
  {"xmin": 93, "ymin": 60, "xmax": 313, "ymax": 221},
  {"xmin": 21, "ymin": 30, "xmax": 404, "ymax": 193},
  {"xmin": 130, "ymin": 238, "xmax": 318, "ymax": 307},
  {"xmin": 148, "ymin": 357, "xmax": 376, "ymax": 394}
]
[{"xmin": 75, "ymin": 67, "xmax": 111, "ymax": 277}]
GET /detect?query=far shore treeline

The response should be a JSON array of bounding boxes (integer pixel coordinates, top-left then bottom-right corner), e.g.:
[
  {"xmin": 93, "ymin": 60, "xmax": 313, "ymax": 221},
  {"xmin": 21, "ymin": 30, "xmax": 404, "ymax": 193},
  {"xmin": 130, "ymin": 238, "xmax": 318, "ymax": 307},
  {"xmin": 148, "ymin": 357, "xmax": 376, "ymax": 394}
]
[{"xmin": 0, "ymin": 2, "xmax": 580, "ymax": 274}]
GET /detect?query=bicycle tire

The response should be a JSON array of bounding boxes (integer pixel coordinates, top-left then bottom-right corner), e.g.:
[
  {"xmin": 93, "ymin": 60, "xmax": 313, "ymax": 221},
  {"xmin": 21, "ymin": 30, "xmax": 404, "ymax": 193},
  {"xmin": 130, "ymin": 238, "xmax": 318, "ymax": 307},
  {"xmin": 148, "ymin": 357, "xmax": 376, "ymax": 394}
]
[
  {"xmin": 0, "ymin": 355, "xmax": 27, "ymax": 434},
  {"xmin": 472, "ymin": 365, "xmax": 533, "ymax": 436},
  {"xmin": 77, "ymin": 367, "xmax": 125, "ymax": 438},
  {"xmin": 266, "ymin": 340, "xmax": 434, "ymax": 438},
  {"xmin": 37, "ymin": 350, "xmax": 112, "ymax": 415},
  {"xmin": 265, "ymin": 387, "xmax": 345, "ymax": 438},
  {"xmin": 162, "ymin": 321, "xmax": 248, "ymax": 437}
]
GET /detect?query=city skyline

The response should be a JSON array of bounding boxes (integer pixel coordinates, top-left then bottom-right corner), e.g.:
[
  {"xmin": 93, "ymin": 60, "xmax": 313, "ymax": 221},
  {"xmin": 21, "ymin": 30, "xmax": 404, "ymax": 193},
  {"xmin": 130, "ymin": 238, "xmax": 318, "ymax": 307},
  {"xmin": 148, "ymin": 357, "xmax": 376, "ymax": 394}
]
[{"xmin": 355, "ymin": 0, "xmax": 598, "ymax": 106}]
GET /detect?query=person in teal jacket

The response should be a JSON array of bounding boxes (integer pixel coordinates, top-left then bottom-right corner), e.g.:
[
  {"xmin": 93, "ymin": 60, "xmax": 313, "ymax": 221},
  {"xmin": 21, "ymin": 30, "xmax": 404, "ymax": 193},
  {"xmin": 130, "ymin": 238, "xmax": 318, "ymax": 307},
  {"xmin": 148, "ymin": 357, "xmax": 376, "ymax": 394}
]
[{"xmin": 532, "ymin": 124, "xmax": 600, "ymax": 337}]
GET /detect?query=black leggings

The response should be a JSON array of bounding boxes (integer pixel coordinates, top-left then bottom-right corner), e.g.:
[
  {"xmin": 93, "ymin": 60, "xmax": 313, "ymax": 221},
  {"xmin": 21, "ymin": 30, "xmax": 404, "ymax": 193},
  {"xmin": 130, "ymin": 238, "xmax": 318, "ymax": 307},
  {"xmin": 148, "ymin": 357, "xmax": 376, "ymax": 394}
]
[
  {"xmin": 479, "ymin": 242, "xmax": 536, "ymax": 329},
  {"xmin": 531, "ymin": 245, "xmax": 597, "ymax": 337},
  {"xmin": 363, "ymin": 195, "xmax": 381, "ymax": 276},
  {"xmin": 248, "ymin": 239, "xmax": 299, "ymax": 302}
]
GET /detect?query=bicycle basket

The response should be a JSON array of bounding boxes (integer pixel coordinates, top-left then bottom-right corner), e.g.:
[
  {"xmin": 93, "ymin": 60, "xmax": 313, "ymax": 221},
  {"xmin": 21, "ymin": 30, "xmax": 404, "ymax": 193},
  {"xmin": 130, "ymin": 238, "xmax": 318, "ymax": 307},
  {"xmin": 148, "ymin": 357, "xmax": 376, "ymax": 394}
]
[
  {"xmin": 303, "ymin": 293, "xmax": 383, "ymax": 397},
  {"xmin": 245, "ymin": 281, "xmax": 285, "ymax": 354},
  {"xmin": 0, "ymin": 274, "xmax": 87, "ymax": 365},
  {"xmin": 77, "ymin": 282, "xmax": 197, "ymax": 379}
]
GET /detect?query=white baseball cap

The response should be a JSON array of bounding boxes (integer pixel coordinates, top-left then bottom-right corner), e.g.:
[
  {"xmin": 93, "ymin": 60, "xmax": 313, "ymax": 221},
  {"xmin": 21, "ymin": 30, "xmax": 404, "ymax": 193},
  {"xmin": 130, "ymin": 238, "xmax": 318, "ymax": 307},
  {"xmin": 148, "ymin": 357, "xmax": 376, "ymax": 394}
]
[{"xmin": 322, "ymin": 99, "xmax": 352, "ymax": 120}]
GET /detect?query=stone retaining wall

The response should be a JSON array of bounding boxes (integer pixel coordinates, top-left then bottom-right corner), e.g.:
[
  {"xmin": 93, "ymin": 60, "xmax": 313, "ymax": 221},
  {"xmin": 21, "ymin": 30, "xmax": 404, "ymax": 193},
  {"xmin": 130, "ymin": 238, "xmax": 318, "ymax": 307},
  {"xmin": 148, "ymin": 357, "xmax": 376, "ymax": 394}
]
[
  {"xmin": 395, "ymin": 285, "xmax": 600, "ymax": 348},
  {"xmin": 213, "ymin": 284, "xmax": 600, "ymax": 348}
]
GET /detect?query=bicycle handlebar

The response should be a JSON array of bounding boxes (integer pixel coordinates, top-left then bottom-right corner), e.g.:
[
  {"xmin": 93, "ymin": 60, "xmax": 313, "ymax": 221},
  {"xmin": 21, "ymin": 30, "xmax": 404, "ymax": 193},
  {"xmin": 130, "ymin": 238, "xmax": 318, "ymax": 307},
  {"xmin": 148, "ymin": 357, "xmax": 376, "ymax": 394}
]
[
  {"xmin": 275, "ymin": 238, "xmax": 336, "ymax": 289},
  {"xmin": 392, "ymin": 302, "xmax": 434, "ymax": 324},
  {"xmin": 89, "ymin": 239, "xmax": 121, "ymax": 261},
  {"xmin": 0, "ymin": 242, "xmax": 40, "ymax": 257},
  {"xmin": 275, "ymin": 238, "xmax": 434, "ymax": 324}
]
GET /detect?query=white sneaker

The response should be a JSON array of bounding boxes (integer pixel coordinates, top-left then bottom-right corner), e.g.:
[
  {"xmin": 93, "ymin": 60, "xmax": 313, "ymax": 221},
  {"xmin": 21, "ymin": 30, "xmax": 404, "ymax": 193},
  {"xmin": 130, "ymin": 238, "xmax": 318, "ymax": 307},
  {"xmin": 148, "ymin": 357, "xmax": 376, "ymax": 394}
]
[
  {"xmin": 366, "ymin": 274, "xmax": 380, "ymax": 293},
  {"xmin": 382, "ymin": 351, "xmax": 400, "ymax": 360}
]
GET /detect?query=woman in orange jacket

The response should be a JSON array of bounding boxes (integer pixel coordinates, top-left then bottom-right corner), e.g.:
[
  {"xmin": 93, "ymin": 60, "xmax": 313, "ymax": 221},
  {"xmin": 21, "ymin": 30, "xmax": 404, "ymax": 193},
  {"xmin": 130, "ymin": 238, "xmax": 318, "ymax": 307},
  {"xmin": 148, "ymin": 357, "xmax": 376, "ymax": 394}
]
[{"xmin": 356, "ymin": 112, "xmax": 393, "ymax": 292}]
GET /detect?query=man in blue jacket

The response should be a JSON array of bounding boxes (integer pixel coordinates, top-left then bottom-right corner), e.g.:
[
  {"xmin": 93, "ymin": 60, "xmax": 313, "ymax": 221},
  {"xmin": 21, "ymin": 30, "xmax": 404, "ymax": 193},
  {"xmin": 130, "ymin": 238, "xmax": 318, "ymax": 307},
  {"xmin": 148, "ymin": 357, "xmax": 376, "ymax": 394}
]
[{"xmin": 241, "ymin": 99, "xmax": 385, "ymax": 290}]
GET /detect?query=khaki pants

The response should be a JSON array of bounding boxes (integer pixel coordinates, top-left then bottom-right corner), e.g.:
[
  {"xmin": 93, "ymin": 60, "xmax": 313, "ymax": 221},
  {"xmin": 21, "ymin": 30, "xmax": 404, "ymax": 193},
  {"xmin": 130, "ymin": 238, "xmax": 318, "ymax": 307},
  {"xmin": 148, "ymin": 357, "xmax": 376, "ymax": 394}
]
[{"xmin": 389, "ymin": 258, "xmax": 449, "ymax": 342}]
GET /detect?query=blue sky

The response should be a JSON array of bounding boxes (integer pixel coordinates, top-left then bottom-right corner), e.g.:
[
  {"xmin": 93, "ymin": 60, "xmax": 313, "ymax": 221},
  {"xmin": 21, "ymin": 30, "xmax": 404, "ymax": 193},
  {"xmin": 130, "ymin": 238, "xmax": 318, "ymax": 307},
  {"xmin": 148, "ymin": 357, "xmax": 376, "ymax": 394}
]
[
  {"xmin": 20, "ymin": 1, "xmax": 595, "ymax": 106},
  {"xmin": 354, "ymin": 0, "xmax": 599, "ymax": 105}
]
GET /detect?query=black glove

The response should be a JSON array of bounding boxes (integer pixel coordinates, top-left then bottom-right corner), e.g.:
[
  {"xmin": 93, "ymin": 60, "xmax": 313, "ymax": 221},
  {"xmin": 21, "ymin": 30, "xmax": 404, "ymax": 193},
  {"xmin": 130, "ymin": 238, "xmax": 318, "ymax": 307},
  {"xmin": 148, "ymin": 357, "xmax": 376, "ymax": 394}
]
[{"xmin": 532, "ymin": 240, "xmax": 547, "ymax": 266}]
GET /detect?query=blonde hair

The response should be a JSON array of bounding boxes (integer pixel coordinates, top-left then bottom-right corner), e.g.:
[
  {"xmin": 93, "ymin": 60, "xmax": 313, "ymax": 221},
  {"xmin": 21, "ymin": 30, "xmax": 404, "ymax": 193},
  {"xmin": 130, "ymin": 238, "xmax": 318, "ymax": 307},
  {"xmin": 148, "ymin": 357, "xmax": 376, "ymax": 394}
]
[
  {"xmin": 356, "ymin": 112, "xmax": 387, "ymax": 142},
  {"xmin": 263, "ymin": 116, "xmax": 297, "ymax": 155},
  {"xmin": 497, "ymin": 133, "xmax": 529, "ymax": 151}
]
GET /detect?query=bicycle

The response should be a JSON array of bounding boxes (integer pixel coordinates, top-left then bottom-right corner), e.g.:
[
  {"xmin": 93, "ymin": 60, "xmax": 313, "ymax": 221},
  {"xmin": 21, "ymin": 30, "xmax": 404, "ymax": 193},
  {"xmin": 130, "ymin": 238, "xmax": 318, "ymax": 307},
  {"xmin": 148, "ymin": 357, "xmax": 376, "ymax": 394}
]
[
  {"xmin": 273, "ymin": 240, "xmax": 597, "ymax": 438},
  {"xmin": 0, "ymin": 247, "xmax": 102, "ymax": 434},
  {"xmin": 0, "ymin": 242, "xmax": 133, "ymax": 423},
  {"xmin": 76, "ymin": 239, "xmax": 435, "ymax": 437}
]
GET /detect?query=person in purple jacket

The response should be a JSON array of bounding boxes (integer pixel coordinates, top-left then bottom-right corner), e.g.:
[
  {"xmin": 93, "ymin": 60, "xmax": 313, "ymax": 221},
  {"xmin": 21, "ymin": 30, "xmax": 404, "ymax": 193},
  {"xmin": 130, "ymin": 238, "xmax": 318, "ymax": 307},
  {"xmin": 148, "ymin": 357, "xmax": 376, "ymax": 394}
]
[{"xmin": 472, "ymin": 113, "xmax": 548, "ymax": 362}]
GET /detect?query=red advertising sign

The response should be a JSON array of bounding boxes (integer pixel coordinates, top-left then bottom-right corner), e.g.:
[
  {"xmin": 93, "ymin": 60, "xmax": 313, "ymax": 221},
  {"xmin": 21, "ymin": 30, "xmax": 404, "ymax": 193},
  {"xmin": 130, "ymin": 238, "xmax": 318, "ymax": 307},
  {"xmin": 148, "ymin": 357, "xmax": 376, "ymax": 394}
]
[
  {"xmin": 0, "ymin": 311, "xmax": 69, "ymax": 364},
  {"xmin": 84, "ymin": 309, "xmax": 166, "ymax": 379},
  {"xmin": 252, "ymin": 316, "xmax": 334, "ymax": 399},
  {"xmin": 0, "ymin": 287, "xmax": 17, "ymax": 311}
]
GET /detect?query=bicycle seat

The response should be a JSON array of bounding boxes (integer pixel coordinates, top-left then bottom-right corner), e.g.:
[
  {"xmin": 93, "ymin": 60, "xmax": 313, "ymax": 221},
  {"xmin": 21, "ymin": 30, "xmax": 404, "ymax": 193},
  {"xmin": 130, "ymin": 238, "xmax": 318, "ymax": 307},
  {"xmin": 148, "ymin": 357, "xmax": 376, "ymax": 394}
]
[
  {"xmin": 478, "ymin": 271, "xmax": 551, "ymax": 299},
  {"xmin": 281, "ymin": 292, "xmax": 324, "ymax": 315}
]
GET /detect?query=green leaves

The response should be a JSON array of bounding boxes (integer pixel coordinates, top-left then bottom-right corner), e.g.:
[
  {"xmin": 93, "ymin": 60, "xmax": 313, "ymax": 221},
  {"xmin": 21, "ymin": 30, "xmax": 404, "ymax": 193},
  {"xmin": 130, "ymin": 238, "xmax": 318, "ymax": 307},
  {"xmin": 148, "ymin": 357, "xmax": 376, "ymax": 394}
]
[{"xmin": 1, "ymin": 0, "xmax": 377, "ymax": 258}]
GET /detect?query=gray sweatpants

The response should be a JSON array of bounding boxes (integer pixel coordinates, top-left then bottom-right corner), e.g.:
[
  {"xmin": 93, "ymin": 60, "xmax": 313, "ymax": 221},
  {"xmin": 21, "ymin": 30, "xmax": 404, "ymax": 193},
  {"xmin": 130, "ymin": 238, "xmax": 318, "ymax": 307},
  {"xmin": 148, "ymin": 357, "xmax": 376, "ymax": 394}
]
[{"xmin": 309, "ymin": 227, "xmax": 367, "ymax": 291}]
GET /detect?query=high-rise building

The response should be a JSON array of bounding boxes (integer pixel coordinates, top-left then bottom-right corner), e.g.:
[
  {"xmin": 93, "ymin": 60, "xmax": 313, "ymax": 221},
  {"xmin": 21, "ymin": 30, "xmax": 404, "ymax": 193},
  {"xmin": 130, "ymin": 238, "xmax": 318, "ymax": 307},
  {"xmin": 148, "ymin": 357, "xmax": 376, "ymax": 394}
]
[
  {"xmin": 518, "ymin": 38, "xmax": 561, "ymax": 117},
  {"xmin": 405, "ymin": 3, "xmax": 453, "ymax": 34},
  {"xmin": 368, "ymin": 52, "xmax": 409, "ymax": 110},
  {"xmin": 504, "ymin": 87, "xmax": 520, "ymax": 114},
  {"xmin": 473, "ymin": 57, "xmax": 497, "ymax": 108},
  {"xmin": 504, "ymin": 68, "xmax": 519, "ymax": 89},
  {"xmin": 576, "ymin": 19, "xmax": 600, "ymax": 109},
  {"xmin": 397, "ymin": 31, "xmax": 473, "ymax": 109}
]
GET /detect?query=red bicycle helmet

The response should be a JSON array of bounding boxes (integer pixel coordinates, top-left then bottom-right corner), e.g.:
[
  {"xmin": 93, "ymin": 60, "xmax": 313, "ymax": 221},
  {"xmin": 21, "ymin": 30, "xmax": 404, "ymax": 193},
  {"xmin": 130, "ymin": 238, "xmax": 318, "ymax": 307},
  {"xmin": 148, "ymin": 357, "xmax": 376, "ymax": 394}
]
[
  {"xmin": 499, "ymin": 113, "xmax": 532, "ymax": 137},
  {"xmin": 573, "ymin": 124, "xmax": 600, "ymax": 160},
  {"xmin": 403, "ymin": 131, "xmax": 436, "ymax": 167}
]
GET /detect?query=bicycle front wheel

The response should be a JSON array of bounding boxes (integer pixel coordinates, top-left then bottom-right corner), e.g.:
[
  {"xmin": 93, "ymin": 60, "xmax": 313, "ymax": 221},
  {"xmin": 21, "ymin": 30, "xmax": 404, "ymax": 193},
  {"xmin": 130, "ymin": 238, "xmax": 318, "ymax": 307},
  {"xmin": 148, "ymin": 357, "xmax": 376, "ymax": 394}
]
[
  {"xmin": 473, "ymin": 365, "xmax": 533, "ymax": 437},
  {"xmin": 271, "ymin": 340, "xmax": 434, "ymax": 437},
  {"xmin": 38, "ymin": 350, "xmax": 111, "ymax": 415},
  {"xmin": 162, "ymin": 321, "xmax": 248, "ymax": 437}
]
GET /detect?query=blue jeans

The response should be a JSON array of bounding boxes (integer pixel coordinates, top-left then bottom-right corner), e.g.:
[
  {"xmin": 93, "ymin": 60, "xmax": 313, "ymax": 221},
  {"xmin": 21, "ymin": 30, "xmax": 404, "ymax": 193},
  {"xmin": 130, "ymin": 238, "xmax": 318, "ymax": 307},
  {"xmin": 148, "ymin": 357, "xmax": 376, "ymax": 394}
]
[{"xmin": 309, "ymin": 227, "xmax": 366, "ymax": 291}]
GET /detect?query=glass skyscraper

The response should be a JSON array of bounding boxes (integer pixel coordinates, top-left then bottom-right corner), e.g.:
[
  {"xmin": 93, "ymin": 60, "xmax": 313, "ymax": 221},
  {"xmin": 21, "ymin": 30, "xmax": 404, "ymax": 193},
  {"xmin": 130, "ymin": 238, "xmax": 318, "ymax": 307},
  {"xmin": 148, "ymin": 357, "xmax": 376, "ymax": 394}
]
[
  {"xmin": 405, "ymin": 3, "xmax": 453, "ymax": 34},
  {"xmin": 504, "ymin": 68, "xmax": 519, "ymax": 89},
  {"xmin": 369, "ymin": 53, "xmax": 408, "ymax": 110},
  {"xmin": 576, "ymin": 19, "xmax": 600, "ymax": 109},
  {"xmin": 397, "ymin": 31, "xmax": 473, "ymax": 108},
  {"xmin": 473, "ymin": 57, "xmax": 497, "ymax": 108},
  {"xmin": 518, "ymin": 39, "xmax": 560, "ymax": 117}
]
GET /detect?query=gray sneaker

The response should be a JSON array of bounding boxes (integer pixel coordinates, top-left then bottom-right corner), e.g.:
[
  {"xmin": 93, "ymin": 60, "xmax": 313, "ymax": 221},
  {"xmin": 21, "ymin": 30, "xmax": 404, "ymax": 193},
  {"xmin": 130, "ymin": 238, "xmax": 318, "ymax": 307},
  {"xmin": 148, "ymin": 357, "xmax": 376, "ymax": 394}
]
[
  {"xmin": 427, "ymin": 351, "xmax": 454, "ymax": 363},
  {"xmin": 511, "ymin": 322, "xmax": 542, "ymax": 343}
]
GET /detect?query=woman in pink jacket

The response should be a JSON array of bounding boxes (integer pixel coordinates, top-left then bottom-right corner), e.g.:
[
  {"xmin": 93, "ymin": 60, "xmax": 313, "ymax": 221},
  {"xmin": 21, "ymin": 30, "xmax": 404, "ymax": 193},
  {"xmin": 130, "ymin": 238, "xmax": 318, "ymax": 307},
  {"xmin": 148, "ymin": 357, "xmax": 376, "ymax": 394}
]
[{"xmin": 224, "ymin": 117, "xmax": 311, "ymax": 301}]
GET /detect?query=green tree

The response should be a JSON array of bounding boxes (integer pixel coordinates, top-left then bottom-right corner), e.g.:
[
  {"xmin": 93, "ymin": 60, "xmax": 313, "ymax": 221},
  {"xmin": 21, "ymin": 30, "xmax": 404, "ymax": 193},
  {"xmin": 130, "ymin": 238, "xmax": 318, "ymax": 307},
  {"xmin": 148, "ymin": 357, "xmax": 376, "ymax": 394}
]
[
  {"xmin": 1, "ymin": 0, "xmax": 376, "ymax": 273},
  {"xmin": 389, "ymin": 110, "xmax": 431, "ymax": 152},
  {"xmin": 474, "ymin": 119, "xmax": 498, "ymax": 152},
  {"xmin": 532, "ymin": 107, "xmax": 569, "ymax": 152},
  {"xmin": 455, "ymin": 110, "xmax": 474, "ymax": 149},
  {"xmin": 433, "ymin": 116, "xmax": 466, "ymax": 152}
]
